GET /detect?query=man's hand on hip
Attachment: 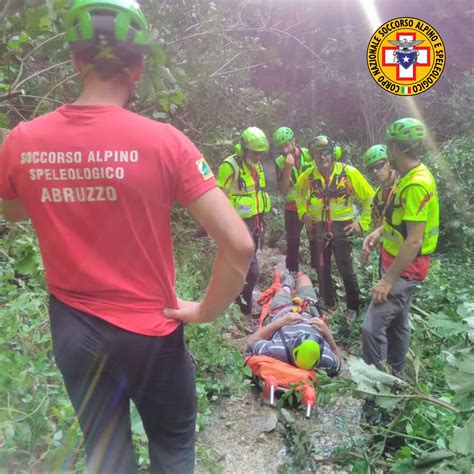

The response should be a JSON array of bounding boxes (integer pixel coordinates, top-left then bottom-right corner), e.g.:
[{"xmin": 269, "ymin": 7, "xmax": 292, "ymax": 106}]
[
  {"xmin": 164, "ymin": 298, "xmax": 209, "ymax": 324},
  {"xmin": 371, "ymin": 277, "xmax": 393, "ymax": 304}
]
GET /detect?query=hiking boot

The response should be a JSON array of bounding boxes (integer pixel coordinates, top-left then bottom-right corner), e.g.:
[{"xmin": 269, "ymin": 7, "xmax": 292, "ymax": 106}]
[{"xmin": 345, "ymin": 309, "xmax": 358, "ymax": 324}]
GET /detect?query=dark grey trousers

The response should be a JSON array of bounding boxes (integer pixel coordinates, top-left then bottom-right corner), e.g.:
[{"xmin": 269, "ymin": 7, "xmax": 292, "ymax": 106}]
[
  {"xmin": 236, "ymin": 216, "xmax": 260, "ymax": 315},
  {"xmin": 362, "ymin": 276, "xmax": 419, "ymax": 373},
  {"xmin": 49, "ymin": 296, "xmax": 196, "ymax": 474}
]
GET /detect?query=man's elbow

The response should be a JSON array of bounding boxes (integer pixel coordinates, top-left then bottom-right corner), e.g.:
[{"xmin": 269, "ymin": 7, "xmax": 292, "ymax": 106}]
[
  {"xmin": 223, "ymin": 232, "xmax": 254, "ymax": 260},
  {"xmin": 406, "ymin": 237, "xmax": 423, "ymax": 251},
  {"xmin": 246, "ymin": 334, "xmax": 257, "ymax": 346},
  {"xmin": 1, "ymin": 200, "xmax": 28, "ymax": 222},
  {"xmin": 240, "ymin": 232, "xmax": 256, "ymax": 263}
]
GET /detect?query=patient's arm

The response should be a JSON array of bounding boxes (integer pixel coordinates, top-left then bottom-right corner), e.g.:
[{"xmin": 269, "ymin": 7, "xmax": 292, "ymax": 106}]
[{"xmin": 247, "ymin": 313, "xmax": 303, "ymax": 345}]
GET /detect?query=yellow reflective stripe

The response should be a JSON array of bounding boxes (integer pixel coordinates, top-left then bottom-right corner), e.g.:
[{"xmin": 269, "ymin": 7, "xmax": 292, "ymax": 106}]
[
  {"xmin": 330, "ymin": 202, "xmax": 350, "ymax": 211},
  {"xmin": 429, "ymin": 226, "xmax": 439, "ymax": 237},
  {"xmin": 332, "ymin": 211, "xmax": 354, "ymax": 220}
]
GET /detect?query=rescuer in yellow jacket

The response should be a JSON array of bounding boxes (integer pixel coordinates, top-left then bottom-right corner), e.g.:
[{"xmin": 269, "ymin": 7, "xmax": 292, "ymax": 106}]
[
  {"xmin": 295, "ymin": 135, "xmax": 374, "ymax": 322},
  {"xmin": 360, "ymin": 144, "xmax": 398, "ymax": 268},
  {"xmin": 362, "ymin": 118, "xmax": 439, "ymax": 376},
  {"xmin": 217, "ymin": 127, "xmax": 271, "ymax": 316},
  {"xmin": 273, "ymin": 126, "xmax": 315, "ymax": 273}
]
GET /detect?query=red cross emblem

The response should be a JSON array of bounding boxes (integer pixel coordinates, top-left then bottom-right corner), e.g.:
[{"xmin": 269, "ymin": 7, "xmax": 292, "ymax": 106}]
[{"xmin": 382, "ymin": 32, "xmax": 430, "ymax": 81}]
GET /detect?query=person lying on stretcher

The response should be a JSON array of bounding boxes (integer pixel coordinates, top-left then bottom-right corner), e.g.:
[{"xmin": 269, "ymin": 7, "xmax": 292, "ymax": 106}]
[{"xmin": 247, "ymin": 272, "xmax": 341, "ymax": 375}]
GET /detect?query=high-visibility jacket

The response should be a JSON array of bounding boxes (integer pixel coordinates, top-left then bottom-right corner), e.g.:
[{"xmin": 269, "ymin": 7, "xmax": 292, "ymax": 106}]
[
  {"xmin": 275, "ymin": 147, "xmax": 314, "ymax": 205},
  {"xmin": 295, "ymin": 162, "xmax": 375, "ymax": 232},
  {"xmin": 372, "ymin": 171, "xmax": 398, "ymax": 227},
  {"xmin": 382, "ymin": 163, "xmax": 439, "ymax": 256},
  {"xmin": 217, "ymin": 154, "xmax": 271, "ymax": 219}
]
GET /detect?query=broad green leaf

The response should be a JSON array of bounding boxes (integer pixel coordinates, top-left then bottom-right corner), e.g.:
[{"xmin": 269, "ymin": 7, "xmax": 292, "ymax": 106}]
[
  {"xmin": 427, "ymin": 312, "xmax": 467, "ymax": 337},
  {"xmin": 348, "ymin": 357, "xmax": 407, "ymax": 392},
  {"xmin": 170, "ymin": 90, "xmax": 188, "ymax": 106},
  {"xmin": 150, "ymin": 45, "xmax": 167, "ymax": 66},
  {"xmin": 130, "ymin": 403, "xmax": 145, "ymax": 436},
  {"xmin": 413, "ymin": 449, "xmax": 455, "ymax": 467},
  {"xmin": 351, "ymin": 460, "xmax": 369, "ymax": 474},
  {"xmin": 15, "ymin": 252, "xmax": 41, "ymax": 274},
  {"xmin": 449, "ymin": 414, "xmax": 474, "ymax": 455},
  {"xmin": 444, "ymin": 347, "xmax": 474, "ymax": 409},
  {"xmin": 456, "ymin": 302, "xmax": 474, "ymax": 318},
  {"xmin": 347, "ymin": 357, "xmax": 407, "ymax": 410},
  {"xmin": 0, "ymin": 112, "xmax": 10, "ymax": 128},
  {"xmin": 445, "ymin": 347, "xmax": 474, "ymax": 374},
  {"xmin": 463, "ymin": 316, "xmax": 474, "ymax": 343}
]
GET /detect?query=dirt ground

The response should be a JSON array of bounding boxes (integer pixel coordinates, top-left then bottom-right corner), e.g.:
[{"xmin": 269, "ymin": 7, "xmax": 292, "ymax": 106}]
[{"xmin": 196, "ymin": 386, "xmax": 365, "ymax": 473}]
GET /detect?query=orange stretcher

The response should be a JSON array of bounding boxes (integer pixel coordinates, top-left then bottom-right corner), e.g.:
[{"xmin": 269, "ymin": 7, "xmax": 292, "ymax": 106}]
[{"xmin": 246, "ymin": 270, "xmax": 318, "ymax": 418}]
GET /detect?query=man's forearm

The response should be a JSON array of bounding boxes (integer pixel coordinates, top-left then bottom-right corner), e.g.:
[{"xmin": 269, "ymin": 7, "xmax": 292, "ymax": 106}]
[
  {"xmin": 277, "ymin": 166, "xmax": 292, "ymax": 195},
  {"xmin": 1, "ymin": 199, "xmax": 28, "ymax": 222},
  {"xmin": 247, "ymin": 318, "xmax": 284, "ymax": 345}
]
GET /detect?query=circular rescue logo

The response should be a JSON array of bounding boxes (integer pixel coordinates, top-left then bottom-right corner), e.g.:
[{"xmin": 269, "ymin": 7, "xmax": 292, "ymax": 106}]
[{"xmin": 367, "ymin": 17, "xmax": 445, "ymax": 96}]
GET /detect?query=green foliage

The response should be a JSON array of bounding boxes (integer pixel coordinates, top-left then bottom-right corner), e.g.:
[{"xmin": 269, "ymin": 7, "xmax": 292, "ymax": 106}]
[
  {"xmin": 424, "ymin": 135, "xmax": 474, "ymax": 251},
  {"xmin": 0, "ymin": 230, "xmax": 85, "ymax": 472},
  {"xmin": 331, "ymin": 249, "xmax": 474, "ymax": 473}
]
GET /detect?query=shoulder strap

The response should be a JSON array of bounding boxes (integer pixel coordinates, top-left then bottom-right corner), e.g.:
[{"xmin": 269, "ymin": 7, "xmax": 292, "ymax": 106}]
[
  {"xmin": 277, "ymin": 329, "xmax": 293, "ymax": 363},
  {"xmin": 225, "ymin": 155, "xmax": 247, "ymax": 191}
]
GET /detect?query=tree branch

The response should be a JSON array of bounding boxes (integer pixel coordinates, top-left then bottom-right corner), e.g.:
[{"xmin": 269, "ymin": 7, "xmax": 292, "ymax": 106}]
[
  {"xmin": 167, "ymin": 26, "xmax": 327, "ymax": 67},
  {"xmin": 8, "ymin": 34, "xmax": 67, "ymax": 90},
  {"xmin": 21, "ymin": 33, "xmax": 66, "ymax": 63},
  {"xmin": 31, "ymin": 72, "xmax": 79, "ymax": 118},
  {"xmin": 0, "ymin": 0, "xmax": 15, "ymax": 22},
  {"xmin": 209, "ymin": 51, "xmax": 246, "ymax": 78},
  {"xmin": 0, "ymin": 90, "xmax": 25, "ymax": 102},
  {"xmin": 210, "ymin": 63, "xmax": 265, "ymax": 78},
  {"xmin": 13, "ymin": 59, "xmax": 73, "ymax": 91}
]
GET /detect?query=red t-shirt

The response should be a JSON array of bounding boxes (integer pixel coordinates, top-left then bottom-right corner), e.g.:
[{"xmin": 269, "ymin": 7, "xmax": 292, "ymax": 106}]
[
  {"xmin": 0, "ymin": 105, "xmax": 216, "ymax": 335},
  {"xmin": 381, "ymin": 247, "xmax": 430, "ymax": 281}
]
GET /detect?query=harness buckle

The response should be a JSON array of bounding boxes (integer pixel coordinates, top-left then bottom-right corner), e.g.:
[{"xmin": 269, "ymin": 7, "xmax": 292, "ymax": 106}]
[{"xmin": 324, "ymin": 231, "xmax": 334, "ymax": 247}]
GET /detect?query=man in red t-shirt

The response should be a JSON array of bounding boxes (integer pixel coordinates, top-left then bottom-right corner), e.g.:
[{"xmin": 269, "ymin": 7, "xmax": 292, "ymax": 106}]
[{"xmin": 0, "ymin": 1, "xmax": 253, "ymax": 472}]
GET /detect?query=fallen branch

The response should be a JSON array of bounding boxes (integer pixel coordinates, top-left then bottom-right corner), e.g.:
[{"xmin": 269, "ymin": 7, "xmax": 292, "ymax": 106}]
[
  {"xmin": 0, "ymin": 90, "xmax": 25, "ymax": 102},
  {"xmin": 411, "ymin": 304, "xmax": 431, "ymax": 319}
]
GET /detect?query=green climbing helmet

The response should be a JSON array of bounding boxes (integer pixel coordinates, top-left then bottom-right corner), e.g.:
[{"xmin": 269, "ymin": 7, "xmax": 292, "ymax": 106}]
[
  {"xmin": 384, "ymin": 118, "xmax": 427, "ymax": 144},
  {"xmin": 309, "ymin": 135, "xmax": 342, "ymax": 160},
  {"xmin": 291, "ymin": 334, "xmax": 322, "ymax": 370},
  {"xmin": 363, "ymin": 144, "xmax": 388, "ymax": 167},
  {"xmin": 65, "ymin": 0, "xmax": 150, "ymax": 54},
  {"xmin": 272, "ymin": 127, "xmax": 294, "ymax": 148},
  {"xmin": 240, "ymin": 127, "xmax": 269, "ymax": 153}
]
